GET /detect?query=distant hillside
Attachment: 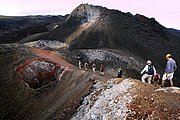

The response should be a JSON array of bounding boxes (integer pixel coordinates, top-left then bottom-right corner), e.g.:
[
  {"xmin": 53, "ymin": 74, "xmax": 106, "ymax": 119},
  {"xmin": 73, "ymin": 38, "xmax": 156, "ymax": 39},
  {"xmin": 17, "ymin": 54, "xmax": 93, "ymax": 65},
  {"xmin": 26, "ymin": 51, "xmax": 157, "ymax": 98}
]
[
  {"xmin": 0, "ymin": 15, "xmax": 68, "ymax": 43},
  {"xmin": 167, "ymin": 28, "xmax": 180, "ymax": 38}
]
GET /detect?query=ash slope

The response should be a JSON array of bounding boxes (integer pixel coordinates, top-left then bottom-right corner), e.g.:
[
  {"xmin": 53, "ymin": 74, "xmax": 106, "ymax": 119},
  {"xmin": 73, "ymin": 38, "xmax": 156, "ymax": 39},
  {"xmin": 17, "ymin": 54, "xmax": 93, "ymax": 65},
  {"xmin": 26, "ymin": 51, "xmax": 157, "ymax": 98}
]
[{"xmin": 44, "ymin": 4, "xmax": 180, "ymax": 85}]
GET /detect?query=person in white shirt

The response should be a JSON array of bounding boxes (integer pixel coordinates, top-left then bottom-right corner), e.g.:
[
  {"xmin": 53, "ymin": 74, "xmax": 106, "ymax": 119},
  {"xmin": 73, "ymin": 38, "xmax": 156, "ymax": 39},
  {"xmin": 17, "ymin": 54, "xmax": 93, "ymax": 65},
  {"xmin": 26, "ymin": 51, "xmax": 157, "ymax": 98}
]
[
  {"xmin": 84, "ymin": 62, "xmax": 88, "ymax": 71},
  {"xmin": 141, "ymin": 60, "xmax": 156, "ymax": 84},
  {"xmin": 78, "ymin": 60, "xmax": 81, "ymax": 69},
  {"xmin": 92, "ymin": 63, "xmax": 96, "ymax": 73}
]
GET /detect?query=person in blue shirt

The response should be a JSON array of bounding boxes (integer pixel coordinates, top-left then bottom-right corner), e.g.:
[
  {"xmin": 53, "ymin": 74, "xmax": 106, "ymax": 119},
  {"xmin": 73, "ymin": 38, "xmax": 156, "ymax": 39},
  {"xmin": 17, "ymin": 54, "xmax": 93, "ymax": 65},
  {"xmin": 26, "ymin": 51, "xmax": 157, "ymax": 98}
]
[{"xmin": 161, "ymin": 54, "xmax": 177, "ymax": 87}]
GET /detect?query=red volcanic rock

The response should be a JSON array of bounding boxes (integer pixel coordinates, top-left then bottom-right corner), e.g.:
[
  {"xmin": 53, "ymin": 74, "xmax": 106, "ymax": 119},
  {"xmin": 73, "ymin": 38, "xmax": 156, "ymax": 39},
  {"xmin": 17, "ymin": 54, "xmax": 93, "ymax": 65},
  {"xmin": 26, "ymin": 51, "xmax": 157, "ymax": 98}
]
[
  {"xmin": 14, "ymin": 47, "xmax": 75, "ymax": 89},
  {"xmin": 15, "ymin": 58, "xmax": 63, "ymax": 88}
]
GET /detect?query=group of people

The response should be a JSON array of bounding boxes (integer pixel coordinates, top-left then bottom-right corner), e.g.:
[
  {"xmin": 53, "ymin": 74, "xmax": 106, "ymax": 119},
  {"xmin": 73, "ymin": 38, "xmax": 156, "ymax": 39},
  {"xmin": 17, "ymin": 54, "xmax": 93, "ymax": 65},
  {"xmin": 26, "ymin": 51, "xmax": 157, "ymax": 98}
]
[
  {"xmin": 78, "ymin": 60, "xmax": 124, "ymax": 77},
  {"xmin": 78, "ymin": 61, "xmax": 105, "ymax": 75},
  {"xmin": 141, "ymin": 54, "xmax": 177, "ymax": 87},
  {"xmin": 78, "ymin": 53, "xmax": 177, "ymax": 87}
]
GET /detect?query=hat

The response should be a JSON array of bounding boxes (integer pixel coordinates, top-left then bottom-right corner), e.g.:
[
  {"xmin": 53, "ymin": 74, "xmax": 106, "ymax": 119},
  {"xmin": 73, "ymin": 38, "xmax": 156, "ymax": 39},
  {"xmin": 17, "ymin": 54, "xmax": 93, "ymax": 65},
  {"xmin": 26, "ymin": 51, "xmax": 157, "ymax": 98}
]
[
  {"xmin": 165, "ymin": 54, "xmax": 172, "ymax": 58},
  {"xmin": 146, "ymin": 60, "xmax": 152, "ymax": 65}
]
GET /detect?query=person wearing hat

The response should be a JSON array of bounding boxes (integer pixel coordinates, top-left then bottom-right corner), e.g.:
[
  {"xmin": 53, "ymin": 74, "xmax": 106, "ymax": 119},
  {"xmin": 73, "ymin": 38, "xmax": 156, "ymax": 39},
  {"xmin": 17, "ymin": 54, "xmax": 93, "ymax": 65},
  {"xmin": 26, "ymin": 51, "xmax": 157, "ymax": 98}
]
[
  {"xmin": 141, "ymin": 60, "xmax": 156, "ymax": 84},
  {"xmin": 161, "ymin": 54, "xmax": 177, "ymax": 87}
]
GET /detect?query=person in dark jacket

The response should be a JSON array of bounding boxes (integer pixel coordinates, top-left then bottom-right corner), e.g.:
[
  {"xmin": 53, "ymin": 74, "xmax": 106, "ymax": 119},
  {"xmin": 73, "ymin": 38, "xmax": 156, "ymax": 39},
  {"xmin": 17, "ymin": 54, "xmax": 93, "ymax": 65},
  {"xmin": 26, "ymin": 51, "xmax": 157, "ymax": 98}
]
[
  {"xmin": 161, "ymin": 54, "xmax": 177, "ymax": 87},
  {"xmin": 99, "ymin": 64, "xmax": 104, "ymax": 75},
  {"xmin": 141, "ymin": 60, "xmax": 156, "ymax": 84},
  {"xmin": 117, "ymin": 67, "xmax": 123, "ymax": 78}
]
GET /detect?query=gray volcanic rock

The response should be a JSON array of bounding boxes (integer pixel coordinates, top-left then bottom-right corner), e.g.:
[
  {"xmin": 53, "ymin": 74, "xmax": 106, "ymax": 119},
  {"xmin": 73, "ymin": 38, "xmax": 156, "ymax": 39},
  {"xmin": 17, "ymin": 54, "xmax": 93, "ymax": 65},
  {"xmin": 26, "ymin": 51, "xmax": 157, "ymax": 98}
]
[
  {"xmin": 24, "ymin": 40, "xmax": 67, "ymax": 49},
  {"xmin": 57, "ymin": 49, "xmax": 144, "ymax": 79},
  {"xmin": 71, "ymin": 78, "xmax": 180, "ymax": 120},
  {"xmin": 72, "ymin": 79, "xmax": 133, "ymax": 120},
  {"xmin": 67, "ymin": 3, "xmax": 101, "ymax": 22}
]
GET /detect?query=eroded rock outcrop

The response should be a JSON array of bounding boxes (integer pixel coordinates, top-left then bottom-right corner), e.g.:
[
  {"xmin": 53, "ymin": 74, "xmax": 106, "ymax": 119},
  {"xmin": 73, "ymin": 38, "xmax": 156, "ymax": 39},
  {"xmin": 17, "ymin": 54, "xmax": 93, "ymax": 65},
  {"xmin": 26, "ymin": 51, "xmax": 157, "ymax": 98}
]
[{"xmin": 67, "ymin": 4, "xmax": 101, "ymax": 23}]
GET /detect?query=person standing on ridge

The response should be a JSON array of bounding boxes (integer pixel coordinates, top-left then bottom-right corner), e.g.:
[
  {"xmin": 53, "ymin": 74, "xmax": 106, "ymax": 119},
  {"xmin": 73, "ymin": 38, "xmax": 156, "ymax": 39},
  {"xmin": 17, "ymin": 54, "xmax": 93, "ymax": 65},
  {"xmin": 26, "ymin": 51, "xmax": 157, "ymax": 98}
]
[
  {"xmin": 161, "ymin": 54, "xmax": 177, "ymax": 87},
  {"xmin": 84, "ymin": 62, "xmax": 88, "ymax": 71},
  {"xmin": 92, "ymin": 63, "xmax": 96, "ymax": 73},
  {"xmin": 99, "ymin": 64, "xmax": 104, "ymax": 75},
  {"xmin": 141, "ymin": 60, "xmax": 156, "ymax": 84},
  {"xmin": 117, "ymin": 67, "xmax": 123, "ymax": 78},
  {"xmin": 78, "ymin": 60, "xmax": 81, "ymax": 69}
]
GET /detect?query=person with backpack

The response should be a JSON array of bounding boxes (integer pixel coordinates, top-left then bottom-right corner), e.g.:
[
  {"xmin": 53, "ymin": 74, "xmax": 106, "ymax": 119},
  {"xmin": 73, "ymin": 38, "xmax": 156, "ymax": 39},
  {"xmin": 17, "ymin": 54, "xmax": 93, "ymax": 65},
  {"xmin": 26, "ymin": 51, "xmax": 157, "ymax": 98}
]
[
  {"xmin": 141, "ymin": 60, "xmax": 156, "ymax": 84},
  {"xmin": 153, "ymin": 72, "xmax": 160, "ymax": 85},
  {"xmin": 161, "ymin": 54, "xmax": 177, "ymax": 87}
]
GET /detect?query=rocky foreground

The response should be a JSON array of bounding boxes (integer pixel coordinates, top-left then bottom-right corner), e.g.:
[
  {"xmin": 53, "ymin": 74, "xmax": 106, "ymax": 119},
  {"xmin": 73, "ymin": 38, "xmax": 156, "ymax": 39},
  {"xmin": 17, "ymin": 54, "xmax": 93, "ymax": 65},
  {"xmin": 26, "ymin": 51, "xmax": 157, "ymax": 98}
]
[{"xmin": 72, "ymin": 78, "xmax": 180, "ymax": 120}]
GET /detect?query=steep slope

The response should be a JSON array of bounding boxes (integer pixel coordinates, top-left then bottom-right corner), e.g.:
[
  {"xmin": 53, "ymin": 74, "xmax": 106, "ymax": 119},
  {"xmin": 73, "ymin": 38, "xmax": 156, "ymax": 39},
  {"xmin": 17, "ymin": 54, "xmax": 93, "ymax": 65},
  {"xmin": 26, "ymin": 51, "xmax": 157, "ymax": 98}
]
[
  {"xmin": 0, "ymin": 15, "xmax": 67, "ymax": 43},
  {"xmin": 44, "ymin": 4, "xmax": 180, "ymax": 85}
]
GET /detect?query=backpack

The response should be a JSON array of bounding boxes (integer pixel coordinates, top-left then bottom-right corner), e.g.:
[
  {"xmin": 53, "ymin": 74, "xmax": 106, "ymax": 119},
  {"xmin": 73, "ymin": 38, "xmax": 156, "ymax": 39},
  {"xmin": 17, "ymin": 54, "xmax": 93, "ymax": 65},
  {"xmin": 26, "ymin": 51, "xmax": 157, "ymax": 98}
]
[
  {"xmin": 154, "ymin": 74, "xmax": 160, "ymax": 81},
  {"xmin": 147, "ymin": 65, "xmax": 154, "ymax": 75}
]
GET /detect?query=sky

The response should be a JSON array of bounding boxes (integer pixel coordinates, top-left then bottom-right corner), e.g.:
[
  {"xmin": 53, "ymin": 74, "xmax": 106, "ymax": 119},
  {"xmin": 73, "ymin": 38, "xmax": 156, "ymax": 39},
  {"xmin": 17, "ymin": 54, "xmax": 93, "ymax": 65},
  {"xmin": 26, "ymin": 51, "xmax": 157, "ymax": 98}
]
[{"xmin": 0, "ymin": 0, "xmax": 180, "ymax": 29}]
